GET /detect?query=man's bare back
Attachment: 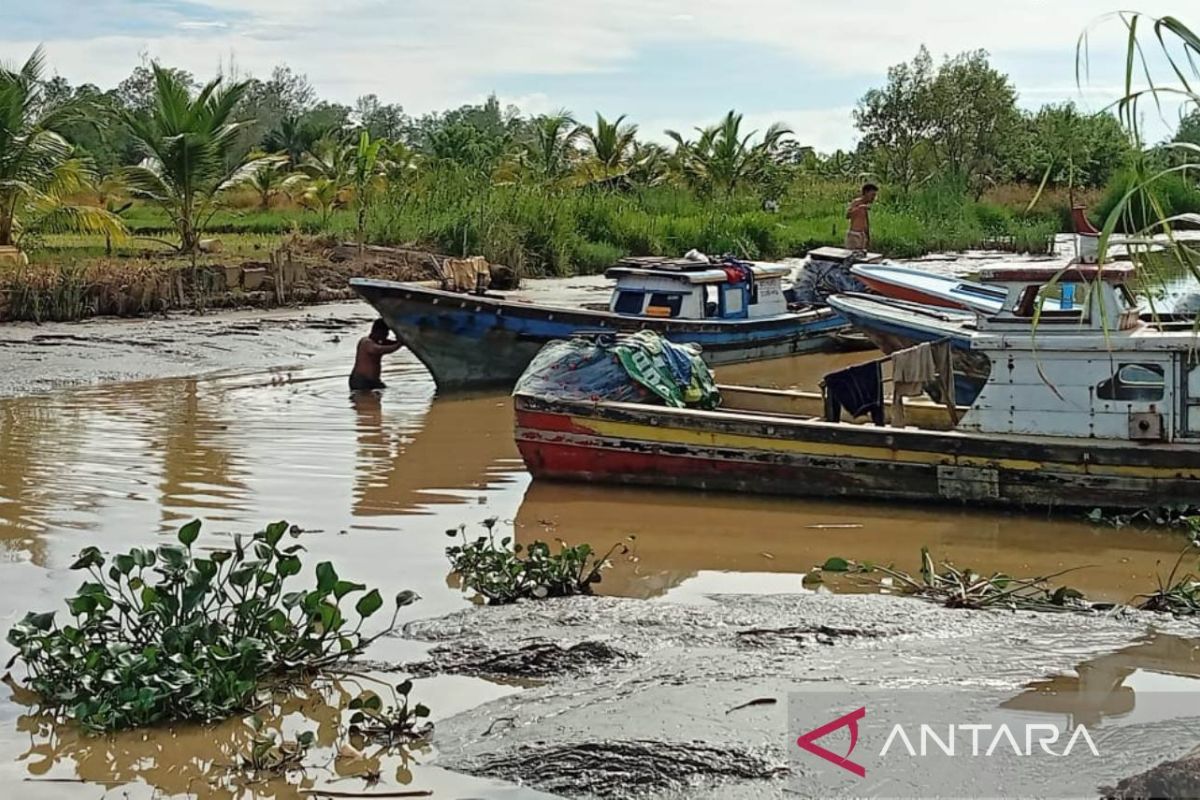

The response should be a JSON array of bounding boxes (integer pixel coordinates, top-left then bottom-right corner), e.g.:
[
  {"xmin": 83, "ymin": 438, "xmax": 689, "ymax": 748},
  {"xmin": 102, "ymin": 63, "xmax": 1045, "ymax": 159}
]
[{"xmin": 350, "ymin": 319, "xmax": 402, "ymax": 391}]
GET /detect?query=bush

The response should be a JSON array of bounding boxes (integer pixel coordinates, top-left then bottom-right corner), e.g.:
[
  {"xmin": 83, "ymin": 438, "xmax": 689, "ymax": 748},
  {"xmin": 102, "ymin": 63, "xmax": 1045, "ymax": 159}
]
[
  {"xmin": 446, "ymin": 518, "xmax": 628, "ymax": 604},
  {"xmin": 1094, "ymin": 168, "xmax": 1200, "ymax": 232},
  {"xmin": 6, "ymin": 520, "xmax": 419, "ymax": 731}
]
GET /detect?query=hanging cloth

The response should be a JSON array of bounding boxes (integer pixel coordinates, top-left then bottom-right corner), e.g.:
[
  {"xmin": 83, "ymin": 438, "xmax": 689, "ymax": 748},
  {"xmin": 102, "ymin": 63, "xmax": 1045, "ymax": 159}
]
[
  {"xmin": 891, "ymin": 342, "xmax": 936, "ymax": 427},
  {"xmin": 822, "ymin": 362, "xmax": 884, "ymax": 426}
]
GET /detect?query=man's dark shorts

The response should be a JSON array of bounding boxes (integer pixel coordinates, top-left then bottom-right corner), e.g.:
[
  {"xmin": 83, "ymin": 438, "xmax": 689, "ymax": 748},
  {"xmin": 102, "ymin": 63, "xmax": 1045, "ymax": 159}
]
[{"xmin": 349, "ymin": 372, "xmax": 386, "ymax": 391}]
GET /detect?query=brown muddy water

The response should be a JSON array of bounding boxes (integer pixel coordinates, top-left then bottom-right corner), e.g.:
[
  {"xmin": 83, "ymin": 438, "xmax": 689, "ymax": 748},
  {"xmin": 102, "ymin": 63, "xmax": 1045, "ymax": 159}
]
[{"xmin": 1, "ymin": 266, "xmax": 1200, "ymax": 797}]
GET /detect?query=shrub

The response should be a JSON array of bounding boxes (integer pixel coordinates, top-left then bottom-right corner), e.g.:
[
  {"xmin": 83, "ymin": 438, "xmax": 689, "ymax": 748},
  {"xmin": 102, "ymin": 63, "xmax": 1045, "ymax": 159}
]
[
  {"xmin": 446, "ymin": 518, "xmax": 628, "ymax": 604},
  {"xmin": 5, "ymin": 520, "xmax": 419, "ymax": 731}
]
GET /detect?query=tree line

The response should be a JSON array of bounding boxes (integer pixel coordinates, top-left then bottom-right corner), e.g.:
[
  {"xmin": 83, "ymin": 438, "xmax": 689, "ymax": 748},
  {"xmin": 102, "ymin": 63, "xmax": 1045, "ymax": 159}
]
[{"xmin": 2, "ymin": 43, "xmax": 1193, "ymax": 256}]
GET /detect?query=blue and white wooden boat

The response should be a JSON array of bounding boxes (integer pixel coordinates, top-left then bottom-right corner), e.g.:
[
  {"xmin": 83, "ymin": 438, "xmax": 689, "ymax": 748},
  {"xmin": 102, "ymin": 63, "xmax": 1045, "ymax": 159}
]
[{"xmin": 350, "ymin": 260, "xmax": 850, "ymax": 391}]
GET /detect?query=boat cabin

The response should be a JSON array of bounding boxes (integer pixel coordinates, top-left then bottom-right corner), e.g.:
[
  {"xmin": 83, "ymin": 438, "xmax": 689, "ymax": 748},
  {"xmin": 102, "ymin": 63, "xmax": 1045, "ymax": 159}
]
[
  {"xmin": 953, "ymin": 264, "xmax": 1197, "ymax": 443},
  {"xmin": 604, "ymin": 261, "xmax": 792, "ymax": 320},
  {"xmin": 974, "ymin": 263, "xmax": 1140, "ymax": 332}
]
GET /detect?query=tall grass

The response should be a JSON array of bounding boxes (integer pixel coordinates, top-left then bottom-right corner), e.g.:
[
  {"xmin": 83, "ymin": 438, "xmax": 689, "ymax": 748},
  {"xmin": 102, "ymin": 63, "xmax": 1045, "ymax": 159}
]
[{"xmin": 364, "ymin": 173, "xmax": 1060, "ymax": 275}]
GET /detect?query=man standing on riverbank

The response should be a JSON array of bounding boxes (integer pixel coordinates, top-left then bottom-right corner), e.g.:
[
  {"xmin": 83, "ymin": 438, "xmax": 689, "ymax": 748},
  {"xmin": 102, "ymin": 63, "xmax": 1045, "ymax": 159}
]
[
  {"xmin": 845, "ymin": 183, "xmax": 878, "ymax": 251},
  {"xmin": 349, "ymin": 319, "xmax": 403, "ymax": 391}
]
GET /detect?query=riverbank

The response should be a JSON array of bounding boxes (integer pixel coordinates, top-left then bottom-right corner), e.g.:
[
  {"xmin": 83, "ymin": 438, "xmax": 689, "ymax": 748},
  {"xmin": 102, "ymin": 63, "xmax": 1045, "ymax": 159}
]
[{"xmin": 0, "ymin": 237, "xmax": 439, "ymax": 323}]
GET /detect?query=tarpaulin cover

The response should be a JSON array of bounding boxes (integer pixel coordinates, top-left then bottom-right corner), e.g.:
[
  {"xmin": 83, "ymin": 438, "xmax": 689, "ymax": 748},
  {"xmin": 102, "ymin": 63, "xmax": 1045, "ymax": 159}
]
[{"xmin": 514, "ymin": 331, "xmax": 720, "ymax": 409}]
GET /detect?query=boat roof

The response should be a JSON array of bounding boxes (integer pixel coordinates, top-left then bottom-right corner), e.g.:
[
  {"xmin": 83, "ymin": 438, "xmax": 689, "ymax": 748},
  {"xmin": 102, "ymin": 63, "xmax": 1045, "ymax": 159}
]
[
  {"xmin": 976, "ymin": 263, "xmax": 1136, "ymax": 284},
  {"xmin": 605, "ymin": 263, "xmax": 791, "ymax": 285},
  {"xmin": 808, "ymin": 246, "xmax": 884, "ymax": 263}
]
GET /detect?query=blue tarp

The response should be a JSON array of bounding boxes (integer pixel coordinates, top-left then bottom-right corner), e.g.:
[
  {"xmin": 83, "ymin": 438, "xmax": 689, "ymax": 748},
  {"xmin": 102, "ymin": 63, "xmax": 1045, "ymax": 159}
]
[{"xmin": 514, "ymin": 332, "xmax": 720, "ymax": 409}]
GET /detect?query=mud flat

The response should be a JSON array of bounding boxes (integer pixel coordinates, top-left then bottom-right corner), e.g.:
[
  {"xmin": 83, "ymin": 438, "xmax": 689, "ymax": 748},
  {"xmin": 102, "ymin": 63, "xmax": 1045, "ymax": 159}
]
[{"xmin": 403, "ymin": 593, "xmax": 1200, "ymax": 800}]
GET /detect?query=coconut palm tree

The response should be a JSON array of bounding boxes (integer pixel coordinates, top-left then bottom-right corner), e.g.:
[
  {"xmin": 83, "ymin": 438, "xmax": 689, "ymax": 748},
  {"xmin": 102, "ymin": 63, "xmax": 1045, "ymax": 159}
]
[
  {"xmin": 262, "ymin": 115, "xmax": 324, "ymax": 169},
  {"xmin": 0, "ymin": 47, "xmax": 124, "ymax": 250},
  {"xmin": 524, "ymin": 111, "xmax": 583, "ymax": 180},
  {"xmin": 233, "ymin": 156, "xmax": 290, "ymax": 210},
  {"xmin": 666, "ymin": 111, "xmax": 792, "ymax": 194},
  {"xmin": 119, "ymin": 64, "xmax": 262, "ymax": 256},
  {"xmin": 584, "ymin": 113, "xmax": 638, "ymax": 180}
]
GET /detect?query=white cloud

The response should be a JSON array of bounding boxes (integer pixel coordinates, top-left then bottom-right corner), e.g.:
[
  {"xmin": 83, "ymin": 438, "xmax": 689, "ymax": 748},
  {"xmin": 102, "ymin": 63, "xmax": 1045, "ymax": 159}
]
[{"xmin": 2, "ymin": 0, "xmax": 1195, "ymax": 144}]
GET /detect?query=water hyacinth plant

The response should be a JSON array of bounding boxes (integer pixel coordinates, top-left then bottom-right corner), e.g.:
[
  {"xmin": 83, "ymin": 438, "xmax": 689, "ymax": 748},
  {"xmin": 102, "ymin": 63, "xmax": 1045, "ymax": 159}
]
[
  {"xmin": 5, "ymin": 520, "xmax": 420, "ymax": 731},
  {"xmin": 446, "ymin": 518, "xmax": 629, "ymax": 604}
]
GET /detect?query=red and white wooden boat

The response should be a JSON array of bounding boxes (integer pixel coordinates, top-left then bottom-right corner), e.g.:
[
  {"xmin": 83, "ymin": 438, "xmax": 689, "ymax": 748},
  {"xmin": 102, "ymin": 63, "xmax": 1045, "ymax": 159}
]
[{"xmin": 849, "ymin": 264, "xmax": 1008, "ymax": 314}]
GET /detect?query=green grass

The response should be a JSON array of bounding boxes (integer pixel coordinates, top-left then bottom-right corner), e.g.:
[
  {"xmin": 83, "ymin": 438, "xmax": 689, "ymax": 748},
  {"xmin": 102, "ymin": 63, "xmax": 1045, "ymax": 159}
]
[{"xmin": 22, "ymin": 176, "xmax": 1063, "ymax": 283}]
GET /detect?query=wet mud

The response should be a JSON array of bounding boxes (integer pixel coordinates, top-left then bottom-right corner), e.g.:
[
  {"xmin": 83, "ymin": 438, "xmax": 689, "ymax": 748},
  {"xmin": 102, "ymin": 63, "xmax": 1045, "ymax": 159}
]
[
  {"xmin": 407, "ymin": 592, "xmax": 1200, "ymax": 799},
  {"xmin": 456, "ymin": 739, "xmax": 789, "ymax": 800},
  {"xmin": 1102, "ymin": 748, "xmax": 1200, "ymax": 798},
  {"xmin": 405, "ymin": 640, "xmax": 636, "ymax": 680},
  {"xmin": 0, "ymin": 302, "xmax": 374, "ymax": 397}
]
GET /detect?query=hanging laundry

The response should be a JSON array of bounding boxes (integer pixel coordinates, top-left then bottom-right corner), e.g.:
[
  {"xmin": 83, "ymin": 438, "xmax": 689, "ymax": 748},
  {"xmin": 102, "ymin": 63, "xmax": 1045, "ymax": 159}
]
[
  {"xmin": 822, "ymin": 361, "xmax": 884, "ymax": 426},
  {"xmin": 892, "ymin": 342, "xmax": 936, "ymax": 396},
  {"xmin": 931, "ymin": 341, "xmax": 959, "ymax": 425}
]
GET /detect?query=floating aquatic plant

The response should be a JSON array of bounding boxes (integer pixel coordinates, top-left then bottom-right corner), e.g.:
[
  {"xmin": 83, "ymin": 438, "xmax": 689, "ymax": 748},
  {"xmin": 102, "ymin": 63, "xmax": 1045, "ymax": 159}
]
[{"xmin": 5, "ymin": 519, "xmax": 421, "ymax": 731}]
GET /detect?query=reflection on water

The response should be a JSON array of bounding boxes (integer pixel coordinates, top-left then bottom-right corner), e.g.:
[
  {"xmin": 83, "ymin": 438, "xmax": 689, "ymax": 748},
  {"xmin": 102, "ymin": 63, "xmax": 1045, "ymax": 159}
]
[
  {"xmin": 1006, "ymin": 633, "xmax": 1200, "ymax": 728},
  {"xmin": 8, "ymin": 674, "xmax": 539, "ymax": 800},
  {"xmin": 514, "ymin": 481, "xmax": 1188, "ymax": 603},
  {"xmin": 0, "ymin": 342, "xmax": 1197, "ymax": 795}
]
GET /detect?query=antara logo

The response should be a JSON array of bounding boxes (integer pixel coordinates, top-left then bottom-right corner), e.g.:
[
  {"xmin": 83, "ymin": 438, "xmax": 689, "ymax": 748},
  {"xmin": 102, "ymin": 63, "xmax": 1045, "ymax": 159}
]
[
  {"xmin": 796, "ymin": 708, "xmax": 1101, "ymax": 778},
  {"xmin": 796, "ymin": 707, "xmax": 867, "ymax": 777}
]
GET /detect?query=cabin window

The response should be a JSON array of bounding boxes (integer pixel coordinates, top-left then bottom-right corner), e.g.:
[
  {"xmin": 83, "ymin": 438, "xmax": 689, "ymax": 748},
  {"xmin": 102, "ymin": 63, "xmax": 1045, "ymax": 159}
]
[
  {"xmin": 1013, "ymin": 284, "xmax": 1083, "ymax": 318},
  {"xmin": 704, "ymin": 286, "xmax": 718, "ymax": 317},
  {"xmin": 723, "ymin": 285, "xmax": 745, "ymax": 315},
  {"xmin": 749, "ymin": 283, "xmax": 760, "ymax": 305},
  {"xmin": 613, "ymin": 291, "xmax": 645, "ymax": 315},
  {"xmin": 1096, "ymin": 363, "xmax": 1164, "ymax": 401},
  {"xmin": 645, "ymin": 292, "xmax": 683, "ymax": 318}
]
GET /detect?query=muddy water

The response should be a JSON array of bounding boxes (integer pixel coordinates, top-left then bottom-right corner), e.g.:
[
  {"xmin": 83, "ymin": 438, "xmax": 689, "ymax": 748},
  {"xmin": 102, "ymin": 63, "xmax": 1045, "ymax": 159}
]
[{"xmin": 1, "ymin": 259, "xmax": 1200, "ymax": 796}]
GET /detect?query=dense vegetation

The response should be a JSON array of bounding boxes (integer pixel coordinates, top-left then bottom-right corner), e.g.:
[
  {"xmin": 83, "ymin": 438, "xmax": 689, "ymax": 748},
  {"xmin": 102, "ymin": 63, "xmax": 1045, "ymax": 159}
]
[{"xmin": 1, "ymin": 38, "xmax": 1196, "ymax": 278}]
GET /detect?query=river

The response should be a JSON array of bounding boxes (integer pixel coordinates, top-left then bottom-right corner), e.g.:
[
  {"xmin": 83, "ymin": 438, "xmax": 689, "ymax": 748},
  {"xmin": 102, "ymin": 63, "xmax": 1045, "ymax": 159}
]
[{"xmin": 2, "ymin": 252, "xmax": 1200, "ymax": 797}]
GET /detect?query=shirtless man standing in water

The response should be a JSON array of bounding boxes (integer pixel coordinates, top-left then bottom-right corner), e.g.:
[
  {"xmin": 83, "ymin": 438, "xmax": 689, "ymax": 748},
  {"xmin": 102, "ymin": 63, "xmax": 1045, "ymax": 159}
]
[
  {"xmin": 349, "ymin": 319, "xmax": 403, "ymax": 391},
  {"xmin": 845, "ymin": 183, "xmax": 878, "ymax": 251}
]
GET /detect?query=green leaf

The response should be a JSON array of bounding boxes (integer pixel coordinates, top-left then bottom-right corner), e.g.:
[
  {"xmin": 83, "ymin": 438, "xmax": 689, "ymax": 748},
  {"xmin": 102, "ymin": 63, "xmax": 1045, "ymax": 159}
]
[
  {"xmin": 396, "ymin": 679, "xmax": 413, "ymax": 696},
  {"xmin": 277, "ymin": 555, "xmax": 302, "ymax": 579},
  {"xmin": 315, "ymin": 562, "xmax": 337, "ymax": 594},
  {"xmin": 821, "ymin": 557, "xmax": 851, "ymax": 573},
  {"xmin": 178, "ymin": 520, "xmax": 201, "ymax": 548},
  {"xmin": 355, "ymin": 589, "xmax": 382, "ymax": 618},
  {"xmin": 413, "ymin": 703, "xmax": 430, "ymax": 718},
  {"xmin": 394, "ymin": 590, "xmax": 420, "ymax": 608},
  {"xmin": 263, "ymin": 521, "xmax": 288, "ymax": 547},
  {"xmin": 333, "ymin": 580, "xmax": 365, "ymax": 600},
  {"xmin": 157, "ymin": 544, "xmax": 188, "ymax": 571},
  {"xmin": 25, "ymin": 611, "xmax": 55, "ymax": 631},
  {"xmin": 70, "ymin": 547, "xmax": 104, "ymax": 571}
]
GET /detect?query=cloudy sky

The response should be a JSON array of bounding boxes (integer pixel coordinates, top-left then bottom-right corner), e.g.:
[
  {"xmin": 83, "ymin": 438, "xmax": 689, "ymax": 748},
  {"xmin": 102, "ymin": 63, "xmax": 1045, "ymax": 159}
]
[{"xmin": 4, "ymin": 0, "xmax": 1196, "ymax": 149}]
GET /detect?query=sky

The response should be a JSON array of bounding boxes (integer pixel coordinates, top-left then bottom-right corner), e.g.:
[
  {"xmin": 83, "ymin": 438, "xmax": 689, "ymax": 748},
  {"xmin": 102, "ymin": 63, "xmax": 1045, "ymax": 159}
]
[{"xmin": 4, "ymin": 0, "xmax": 1197, "ymax": 150}]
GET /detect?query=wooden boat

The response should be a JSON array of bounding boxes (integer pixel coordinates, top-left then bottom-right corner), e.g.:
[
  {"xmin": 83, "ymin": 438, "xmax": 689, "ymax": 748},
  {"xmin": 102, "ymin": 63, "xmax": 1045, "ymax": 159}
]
[
  {"xmin": 350, "ymin": 259, "xmax": 849, "ymax": 391},
  {"xmin": 850, "ymin": 263, "xmax": 1008, "ymax": 313},
  {"xmin": 514, "ymin": 263, "xmax": 1200, "ymax": 509}
]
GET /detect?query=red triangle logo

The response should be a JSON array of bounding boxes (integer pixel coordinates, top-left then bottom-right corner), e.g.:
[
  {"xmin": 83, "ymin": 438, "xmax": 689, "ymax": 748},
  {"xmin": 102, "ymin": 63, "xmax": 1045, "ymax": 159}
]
[{"xmin": 796, "ymin": 706, "xmax": 867, "ymax": 777}]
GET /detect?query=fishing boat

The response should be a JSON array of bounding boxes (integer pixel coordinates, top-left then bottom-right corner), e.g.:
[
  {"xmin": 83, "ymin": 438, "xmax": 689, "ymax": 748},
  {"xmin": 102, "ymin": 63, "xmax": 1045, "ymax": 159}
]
[
  {"xmin": 514, "ymin": 263, "xmax": 1200, "ymax": 510},
  {"xmin": 350, "ymin": 257, "xmax": 849, "ymax": 391},
  {"xmin": 850, "ymin": 263, "xmax": 1009, "ymax": 313}
]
